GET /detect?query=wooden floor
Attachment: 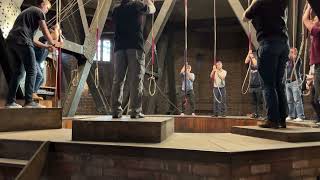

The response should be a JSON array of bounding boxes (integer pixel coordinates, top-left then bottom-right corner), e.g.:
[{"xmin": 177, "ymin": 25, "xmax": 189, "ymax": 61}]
[{"xmin": 1, "ymin": 128, "xmax": 320, "ymax": 153}]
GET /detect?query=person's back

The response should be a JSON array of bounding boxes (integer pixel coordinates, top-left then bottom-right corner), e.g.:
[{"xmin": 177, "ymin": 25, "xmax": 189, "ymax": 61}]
[
  {"xmin": 246, "ymin": 0, "xmax": 289, "ymax": 42},
  {"xmin": 113, "ymin": 1, "xmax": 147, "ymax": 51},
  {"xmin": 7, "ymin": 6, "xmax": 45, "ymax": 47}
]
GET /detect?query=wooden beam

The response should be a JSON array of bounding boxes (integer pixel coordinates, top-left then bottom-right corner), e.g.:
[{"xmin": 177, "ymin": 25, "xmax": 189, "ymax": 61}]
[
  {"xmin": 62, "ymin": 0, "xmax": 113, "ymax": 117},
  {"xmin": 227, "ymin": 0, "xmax": 259, "ymax": 49},
  {"xmin": 16, "ymin": 141, "xmax": 50, "ymax": 180},
  {"xmin": 62, "ymin": 40, "xmax": 84, "ymax": 54},
  {"xmin": 77, "ymin": 0, "xmax": 89, "ymax": 36},
  {"xmin": 144, "ymin": 0, "xmax": 176, "ymax": 54}
]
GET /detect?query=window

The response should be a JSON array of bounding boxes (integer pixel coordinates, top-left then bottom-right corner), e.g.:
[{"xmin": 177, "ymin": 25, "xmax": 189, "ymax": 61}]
[{"xmin": 94, "ymin": 39, "xmax": 111, "ymax": 62}]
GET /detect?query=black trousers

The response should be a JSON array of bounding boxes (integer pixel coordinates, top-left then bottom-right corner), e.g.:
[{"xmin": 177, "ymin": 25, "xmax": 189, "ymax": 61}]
[
  {"xmin": 6, "ymin": 41, "xmax": 37, "ymax": 104},
  {"xmin": 258, "ymin": 39, "xmax": 289, "ymax": 125}
]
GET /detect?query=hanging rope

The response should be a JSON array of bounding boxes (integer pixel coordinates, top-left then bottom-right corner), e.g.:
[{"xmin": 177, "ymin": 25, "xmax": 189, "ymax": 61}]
[
  {"xmin": 94, "ymin": 0, "xmax": 101, "ymax": 88},
  {"xmin": 182, "ymin": 0, "xmax": 188, "ymax": 107},
  {"xmin": 241, "ymin": 0, "xmax": 253, "ymax": 95},
  {"xmin": 212, "ymin": 0, "xmax": 222, "ymax": 104},
  {"xmin": 148, "ymin": 0, "xmax": 156, "ymax": 96}
]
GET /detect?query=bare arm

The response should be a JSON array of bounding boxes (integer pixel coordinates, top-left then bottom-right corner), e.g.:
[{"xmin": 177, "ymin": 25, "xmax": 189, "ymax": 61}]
[
  {"xmin": 303, "ymin": 5, "xmax": 314, "ymax": 32},
  {"xmin": 217, "ymin": 70, "xmax": 227, "ymax": 80},
  {"xmin": 33, "ymin": 39, "xmax": 49, "ymax": 49}
]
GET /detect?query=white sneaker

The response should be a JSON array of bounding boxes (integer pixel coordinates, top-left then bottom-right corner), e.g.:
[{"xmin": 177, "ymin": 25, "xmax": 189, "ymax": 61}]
[
  {"xmin": 180, "ymin": 113, "xmax": 185, "ymax": 116},
  {"xmin": 192, "ymin": 113, "xmax": 196, "ymax": 116},
  {"xmin": 293, "ymin": 118, "xmax": 304, "ymax": 122},
  {"xmin": 5, "ymin": 102, "xmax": 22, "ymax": 108},
  {"xmin": 24, "ymin": 102, "xmax": 46, "ymax": 108},
  {"xmin": 286, "ymin": 117, "xmax": 294, "ymax": 121}
]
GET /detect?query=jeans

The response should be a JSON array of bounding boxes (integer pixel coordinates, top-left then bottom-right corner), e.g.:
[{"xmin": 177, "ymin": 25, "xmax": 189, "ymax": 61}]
[
  {"xmin": 257, "ymin": 38, "xmax": 289, "ymax": 125},
  {"xmin": 285, "ymin": 80, "xmax": 305, "ymax": 119},
  {"xmin": 250, "ymin": 88, "xmax": 264, "ymax": 116},
  {"xmin": 6, "ymin": 41, "xmax": 37, "ymax": 104},
  {"xmin": 311, "ymin": 85, "xmax": 320, "ymax": 121},
  {"xmin": 111, "ymin": 49, "xmax": 145, "ymax": 116},
  {"xmin": 213, "ymin": 87, "xmax": 227, "ymax": 116},
  {"xmin": 181, "ymin": 90, "xmax": 195, "ymax": 114},
  {"xmin": 34, "ymin": 47, "xmax": 48, "ymax": 93}
]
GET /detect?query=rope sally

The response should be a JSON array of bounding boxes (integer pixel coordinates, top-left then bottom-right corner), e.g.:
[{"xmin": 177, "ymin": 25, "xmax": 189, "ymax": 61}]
[
  {"xmin": 148, "ymin": 0, "xmax": 156, "ymax": 96},
  {"xmin": 95, "ymin": 0, "xmax": 101, "ymax": 88}
]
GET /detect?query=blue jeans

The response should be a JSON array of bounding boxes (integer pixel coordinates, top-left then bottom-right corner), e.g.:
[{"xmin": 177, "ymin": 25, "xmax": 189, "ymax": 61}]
[
  {"xmin": 258, "ymin": 38, "xmax": 289, "ymax": 125},
  {"xmin": 6, "ymin": 41, "xmax": 37, "ymax": 104},
  {"xmin": 285, "ymin": 81, "xmax": 305, "ymax": 119},
  {"xmin": 34, "ymin": 47, "xmax": 48, "ymax": 93}
]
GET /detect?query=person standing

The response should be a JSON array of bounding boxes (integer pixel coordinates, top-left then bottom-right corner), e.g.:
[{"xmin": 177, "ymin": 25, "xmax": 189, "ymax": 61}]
[
  {"xmin": 303, "ymin": 4, "xmax": 320, "ymax": 123},
  {"xmin": 243, "ymin": 0, "xmax": 290, "ymax": 128},
  {"xmin": 285, "ymin": 48, "xmax": 305, "ymax": 122},
  {"xmin": 245, "ymin": 50, "xmax": 264, "ymax": 118},
  {"xmin": 5, "ymin": 0, "xmax": 60, "ymax": 108},
  {"xmin": 180, "ymin": 65, "xmax": 196, "ymax": 116},
  {"xmin": 111, "ymin": 0, "xmax": 156, "ymax": 119},
  {"xmin": 210, "ymin": 61, "xmax": 227, "ymax": 117},
  {"xmin": 307, "ymin": 65, "xmax": 320, "ymax": 123}
]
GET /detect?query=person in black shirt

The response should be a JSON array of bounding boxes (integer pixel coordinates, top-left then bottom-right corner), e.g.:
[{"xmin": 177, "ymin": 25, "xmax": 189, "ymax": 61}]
[
  {"xmin": 245, "ymin": 50, "xmax": 264, "ymax": 118},
  {"xmin": 243, "ymin": 0, "xmax": 290, "ymax": 128},
  {"xmin": 111, "ymin": 0, "xmax": 156, "ymax": 119},
  {"xmin": 5, "ymin": 0, "xmax": 60, "ymax": 108}
]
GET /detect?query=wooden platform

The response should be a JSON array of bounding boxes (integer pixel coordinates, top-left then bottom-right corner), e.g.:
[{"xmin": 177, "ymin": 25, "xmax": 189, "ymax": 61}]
[
  {"xmin": 232, "ymin": 126, "xmax": 320, "ymax": 142},
  {"xmin": 0, "ymin": 108, "xmax": 62, "ymax": 132},
  {"xmin": 72, "ymin": 116, "xmax": 174, "ymax": 143}
]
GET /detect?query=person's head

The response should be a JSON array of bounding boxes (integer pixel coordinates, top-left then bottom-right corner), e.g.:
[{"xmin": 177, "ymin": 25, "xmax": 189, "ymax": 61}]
[
  {"xmin": 289, "ymin": 48, "xmax": 298, "ymax": 61},
  {"xmin": 37, "ymin": 0, "xmax": 51, "ymax": 14},
  {"xmin": 49, "ymin": 24, "xmax": 61, "ymax": 40},
  {"xmin": 186, "ymin": 65, "xmax": 191, "ymax": 72},
  {"xmin": 216, "ymin": 61, "xmax": 222, "ymax": 70}
]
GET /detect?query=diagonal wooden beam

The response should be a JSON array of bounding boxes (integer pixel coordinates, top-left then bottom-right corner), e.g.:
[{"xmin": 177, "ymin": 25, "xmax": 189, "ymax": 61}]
[
  {"xmin": 77, "ymin": 0, "xmax": 89, "ymax": 36},
  {"xmin": 227, "ymin": 0, "xmax": 259, "ymax": 49},
  {"xmin": 144, "ymin": 0, "xmax": 176, "ymax": 55},
  {"xmin": 63, "ymin": 0, "xmax": 112, "ymax": 117},
  {"xmin": 63, "ymin": 40, "xmax": 84, "ymax": 54},
  {"xmin": 16, "ymin": 141, "xmax": 50, "ymax": 180}
]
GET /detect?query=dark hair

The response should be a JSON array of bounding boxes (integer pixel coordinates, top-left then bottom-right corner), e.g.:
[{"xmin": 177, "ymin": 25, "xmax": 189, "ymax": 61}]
[{"xmin": 36, "ymin": 0, "xmax": 50, "ymax": 6}]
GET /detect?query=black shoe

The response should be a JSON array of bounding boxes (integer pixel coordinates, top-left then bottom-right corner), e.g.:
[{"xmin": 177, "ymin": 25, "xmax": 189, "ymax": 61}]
[
  {"xmin": 258, "ymin": 120, "xmax": 279, "ymax": 129},
  {"xmin": 130, "ymin": 113, "xmax": 144, "ymax": 119},
  {"xmin": 112, "ymin": 113, "xmax": 122, "ymax": 119}
]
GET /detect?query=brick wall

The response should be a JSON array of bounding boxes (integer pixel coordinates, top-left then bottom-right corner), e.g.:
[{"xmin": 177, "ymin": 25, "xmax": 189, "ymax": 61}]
[{"xmin": 40, "ymin": 142, "xmax": 320, "ymax": 180}]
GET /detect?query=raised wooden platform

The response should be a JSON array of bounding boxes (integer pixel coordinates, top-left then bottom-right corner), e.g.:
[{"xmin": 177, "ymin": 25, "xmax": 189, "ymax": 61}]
[
  {"xmin": 72, "ymin": 116, "xmax": 174, "ymax": 143},
  {"xmin": 0, "ymin": 108, "xmax": 62, "ymax": 132},
  {"xmin": 232, "ymin": 126, "xmax": 320, "ymax": 142}
]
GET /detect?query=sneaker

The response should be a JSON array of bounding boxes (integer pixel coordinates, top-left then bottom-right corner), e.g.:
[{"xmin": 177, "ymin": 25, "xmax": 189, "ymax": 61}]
[
  {"xmin": 293, "ymin": 118, "xmax": 304, "ymax": 122},
  {"xmin": 24, "ymin": 101, "xmax": 46, "ymax": 108},
  {"xmin": 191, "ymin": 113, "xmax": 196, "ymax": 116},
  {"xmin": 180, "ymin": 113, "xmax": 185, "ymax": 116},
  {"xmin": 286, "ymin": 117, "xmax": 294, "ymax": 121},
  {"xmin": 316, "ymin": 121, "xmax": 320, "ymax": 126},
  {"xmin": 258, "ymin": 120, "xmax": 279, "ymax": 129},
  {"xmin": 5, "ymin": 102, "xmax": 23, "ymax": 108},
  {"xmin": 130, "ymin": 113, "xmax": 145, "ymax": 119}
]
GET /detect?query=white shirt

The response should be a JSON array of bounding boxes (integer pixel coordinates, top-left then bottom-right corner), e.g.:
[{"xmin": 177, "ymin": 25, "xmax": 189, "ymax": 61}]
[{"xmin": 213, "ymin": 69, "xmax": 227, "ymax": 88}]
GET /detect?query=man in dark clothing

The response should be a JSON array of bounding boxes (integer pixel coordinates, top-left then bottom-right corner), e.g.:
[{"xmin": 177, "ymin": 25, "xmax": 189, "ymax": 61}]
[
  {"xmin": 243, "ymin": 0, "xmax": 290, "ymax": 128},
  {"xmin": 111, "ymin": 0, "xmax": 156, "ymax": 119},
  {"xmin": 245, "ymin": 50, "xmax": 264, "ymax": 118},
  {"xmin": 5, "ymin": 0, "xmax": 59, "ymax": 108}
]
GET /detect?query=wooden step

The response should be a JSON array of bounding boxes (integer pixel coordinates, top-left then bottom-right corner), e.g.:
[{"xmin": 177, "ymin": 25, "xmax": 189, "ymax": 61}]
[
  {"xmin": 232, "ymin": 126, "xmax": 320, "ymax": 142},
  {"xmin": 0, "ymin": 108, "xmax": 62, "ymax": 132},
  {"xmin": 72, "ymin": 116, "xmax": 174, "ymax": 143},
  {"xmin": 0, "ymin": 158, "xmax": 28, "ymax": 168}
]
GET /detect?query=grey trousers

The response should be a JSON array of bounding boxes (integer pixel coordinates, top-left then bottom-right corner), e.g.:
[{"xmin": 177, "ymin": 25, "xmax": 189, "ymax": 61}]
[
  {"xmin": 111, "ymin": 49, "xmax": 145, "ymax": 115},
  {"xmin": 213, "ymin": 87, "xmax": 227, "ymax": 116}
]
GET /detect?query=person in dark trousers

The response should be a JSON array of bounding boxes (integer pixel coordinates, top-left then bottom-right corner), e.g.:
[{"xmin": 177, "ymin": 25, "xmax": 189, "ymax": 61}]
[
  {"xmin": 5, "ymin": 0, "xmax": 60, "ymax": 108},
  {"xmin": 307, "ymin": 65, "xmax": 320, "ymax": 123},
  {"xmin": 243, "ymin": 0, "xmax": 290, "ymax": 128},
  {"xmin": 303, "ymin": 4, "xmax": 320, "ymax": 123},
  {"xmin": 180, "ymin": 65, "xmax": 196, "ymax": 116},
  {"xmin": 245, "ymin": 50, "xmax": 264, "ymax": 118},
  {"xmin": 111, "ymin": 0, "xmax": 156, "ymax": 119},
  {"xmin": 285, "ymin": 48, "xmax": 305, "ymax": 122}
]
